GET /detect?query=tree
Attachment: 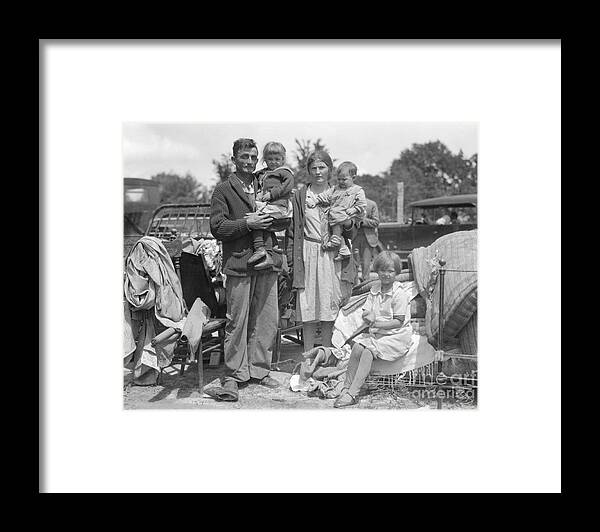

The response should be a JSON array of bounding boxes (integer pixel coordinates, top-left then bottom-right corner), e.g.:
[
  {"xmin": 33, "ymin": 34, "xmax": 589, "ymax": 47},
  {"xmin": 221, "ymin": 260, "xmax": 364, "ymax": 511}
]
[
  {"xmin": 151, "ymin": 172, "xmax": 201, "ymax": 203},
  {"xmin": 354, "ymin": 173, "xmax": 398, "ymax": 222},
  {"xmin": 212, "ymin": 154, "xmax": 234, "ymax": 182},
  {"xmin": 196, "ymin": 183, "xmax": 213, "ymax": 203},
  {"xmin": 386, "ymin": 141, "xmax": 478, "ymax": 208}
]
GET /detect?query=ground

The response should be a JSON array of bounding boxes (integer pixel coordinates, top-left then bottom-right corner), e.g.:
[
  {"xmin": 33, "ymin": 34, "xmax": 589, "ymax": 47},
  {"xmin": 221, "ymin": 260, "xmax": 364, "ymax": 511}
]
[{"xmin": 123, "ymin": 339, "xmax": 477, "ymax": 410}]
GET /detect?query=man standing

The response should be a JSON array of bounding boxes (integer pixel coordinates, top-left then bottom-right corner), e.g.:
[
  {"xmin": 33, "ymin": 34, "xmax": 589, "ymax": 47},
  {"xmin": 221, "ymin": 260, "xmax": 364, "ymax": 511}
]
[
  {"xmin": 352, "ymin": 196, "xmax": 381, "ymax": 282},
  {"xmin": 209, "ymin": 138, "xmax": 286, "ymax": 401}
]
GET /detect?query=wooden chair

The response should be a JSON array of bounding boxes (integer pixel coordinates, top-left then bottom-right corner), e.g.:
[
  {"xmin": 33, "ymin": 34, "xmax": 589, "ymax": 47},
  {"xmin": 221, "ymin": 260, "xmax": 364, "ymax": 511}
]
[{"xmin": 272, "ymin": 322, "xmax": 303, "ymax": 369}]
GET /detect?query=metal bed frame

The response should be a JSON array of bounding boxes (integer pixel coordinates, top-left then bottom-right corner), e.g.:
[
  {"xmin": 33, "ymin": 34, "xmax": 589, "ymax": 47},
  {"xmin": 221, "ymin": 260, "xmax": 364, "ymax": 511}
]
[
  {"xmin": 143, "ymin": 203, "xmax": 226, "ymax": 393},
  {"xmin": 145, "ymin": 202, "xmax": 213, "ymax": 241}
]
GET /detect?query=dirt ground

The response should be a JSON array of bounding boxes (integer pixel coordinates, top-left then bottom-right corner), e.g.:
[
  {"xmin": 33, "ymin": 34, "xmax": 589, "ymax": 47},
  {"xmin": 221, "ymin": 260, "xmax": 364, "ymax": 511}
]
[{"xmin": 123, "ymin": 339, "xmax": 477, "ymax": 410}]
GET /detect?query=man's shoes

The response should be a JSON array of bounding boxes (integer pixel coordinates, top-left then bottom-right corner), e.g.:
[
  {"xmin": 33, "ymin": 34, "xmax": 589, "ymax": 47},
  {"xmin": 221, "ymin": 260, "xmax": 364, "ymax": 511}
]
[
  {"xmin": 248, "ymin": 247, "xmax": 267, "ymax": 265},
  {"xmin": 208, "ymin": 379, "xmax": 239, "ymax": 402},
  {"xmin": 254, "ymin": 254, "xmax": 274, "ymax": 270},
  {"xmin": 333, "ymin": 391, "xmax": 358, "ymax": 408},
  {"xmin": 256, "ymin": 375, "xmax": 280, "ymax": 388}
]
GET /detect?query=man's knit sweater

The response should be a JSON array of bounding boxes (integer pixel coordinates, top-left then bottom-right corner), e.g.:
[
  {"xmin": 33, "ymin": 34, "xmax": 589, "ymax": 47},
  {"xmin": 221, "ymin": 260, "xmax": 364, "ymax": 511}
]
[{"xmin": 210, "ymin": 173, "xmax": 288, "ymax": 276}]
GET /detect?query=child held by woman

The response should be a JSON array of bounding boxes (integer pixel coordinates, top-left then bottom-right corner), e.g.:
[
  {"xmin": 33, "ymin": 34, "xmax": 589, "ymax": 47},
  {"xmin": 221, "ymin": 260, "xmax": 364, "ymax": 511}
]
[{"xmin": 306, "ymin": 161, "xmax": 366, "ymax": 261}]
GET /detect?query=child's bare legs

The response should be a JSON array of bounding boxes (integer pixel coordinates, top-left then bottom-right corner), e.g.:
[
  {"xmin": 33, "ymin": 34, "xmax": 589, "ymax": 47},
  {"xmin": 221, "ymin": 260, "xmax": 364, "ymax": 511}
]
[
  {"xmin": 333, "ymin": 220, "xmax": 353, "ymax": 261},
  {"xmin": 314, "ymin": 366, "xmax": 346, "ymax": 380},
  {"xmin": 304, "ymin": 347, "xmax": 328, "ymax": 379},
  {"xmin": 346, "ymin": 347, "xmax": 374, "ymax": 397},
  {"xmin": 322, "ymin": 223, "xmax": 342, "ymax": 251},
  {"xmin": 342, "ymin": 343, "xmax": 365, "ymax": 392},
  {"xmin": 335, "ymin": 343, "xmax": 374, "ymax": 406}
]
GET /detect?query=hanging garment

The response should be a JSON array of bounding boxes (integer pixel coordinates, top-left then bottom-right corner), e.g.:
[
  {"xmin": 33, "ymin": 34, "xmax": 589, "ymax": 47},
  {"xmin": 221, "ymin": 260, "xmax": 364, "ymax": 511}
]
[{"xmin": 123, "ymin": 236, "xmax": 187, "ymax": 385}]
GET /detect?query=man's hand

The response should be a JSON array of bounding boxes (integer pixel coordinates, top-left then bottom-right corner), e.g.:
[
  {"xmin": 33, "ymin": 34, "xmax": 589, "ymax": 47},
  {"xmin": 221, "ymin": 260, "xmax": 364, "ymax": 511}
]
[
  {"xmin": 346, "ymin": 207, "xmax": 357, "ymax": 216},
  {"xmin": 306, "ymin": 198, "xmax": 316, "ymax": 208},
  {"xmin": 245, "ymin": 212, "xmax": 274, "ymax": 230}
]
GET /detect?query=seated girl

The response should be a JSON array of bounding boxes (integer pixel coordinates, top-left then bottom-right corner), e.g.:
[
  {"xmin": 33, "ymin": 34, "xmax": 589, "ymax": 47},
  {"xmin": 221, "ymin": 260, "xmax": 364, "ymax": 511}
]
[{"xmin": 333, "ymin": 251, "xmax": 413, "ymax": 408}]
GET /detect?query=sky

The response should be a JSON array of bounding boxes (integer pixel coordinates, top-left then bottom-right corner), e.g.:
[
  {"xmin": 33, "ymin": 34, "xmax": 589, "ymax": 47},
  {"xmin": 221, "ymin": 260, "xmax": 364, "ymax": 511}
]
[{"xmin": 122, "ymin": 122, "xmax": 478, "ymax": 189}]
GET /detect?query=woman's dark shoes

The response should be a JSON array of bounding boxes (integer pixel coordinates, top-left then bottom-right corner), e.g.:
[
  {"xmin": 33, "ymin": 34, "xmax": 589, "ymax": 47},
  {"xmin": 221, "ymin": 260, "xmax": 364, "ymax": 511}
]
[
  {"xmin": 248, "ymin": 247, "xmax": 267, "ymax": 265},
  {"xmin": 333, "ymin": 391, "xmax": 358, "ymax": 408}
]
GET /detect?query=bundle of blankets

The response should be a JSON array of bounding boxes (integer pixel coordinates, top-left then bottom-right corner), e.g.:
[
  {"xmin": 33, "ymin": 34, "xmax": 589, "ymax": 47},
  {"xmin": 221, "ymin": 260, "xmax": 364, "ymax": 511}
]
[{"xmin": 409, "ymin": 230, "xmax": 477, "ymax": 355}]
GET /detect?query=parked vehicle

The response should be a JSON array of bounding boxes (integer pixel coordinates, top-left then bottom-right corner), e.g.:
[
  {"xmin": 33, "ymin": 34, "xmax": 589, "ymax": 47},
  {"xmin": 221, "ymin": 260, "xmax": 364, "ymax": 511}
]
[
  {"xmin": 124, "ymin": 178, "xmax": 161, "ymax": 235},
  {"xmin": 377, "ymin": 193, "xmax": 477, "ymax": 262},
  {"xmin": 123, "ymin": 178, "xmax": 161, "ymax": 258}
]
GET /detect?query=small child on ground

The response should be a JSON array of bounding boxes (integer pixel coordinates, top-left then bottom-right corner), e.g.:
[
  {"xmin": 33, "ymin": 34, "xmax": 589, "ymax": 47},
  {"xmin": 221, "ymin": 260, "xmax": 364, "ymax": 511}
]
[
  {"xmin": 299, "ymin": 345, "xmax": 350, "ymax": 381},
  {"xmin": 288, "ymin": 345, "xmax": 350, "ymax": 397},
  {"xmin": 248, "ymin": 141, "xmax": 295, "ymax": 269},
  {"xmin": 306, "ymin": 161, "xmax": 366, "ymax": 261},
  {"xmin": 333, "ymin": 251, "xmax": 414, "ymax": 408}
]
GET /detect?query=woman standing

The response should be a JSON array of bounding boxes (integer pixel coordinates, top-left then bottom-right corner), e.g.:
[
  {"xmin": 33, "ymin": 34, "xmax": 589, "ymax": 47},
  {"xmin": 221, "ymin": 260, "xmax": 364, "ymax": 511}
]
[{"xmin": 286, "ymin": 150, "xmax": 358, "ymax": 351}]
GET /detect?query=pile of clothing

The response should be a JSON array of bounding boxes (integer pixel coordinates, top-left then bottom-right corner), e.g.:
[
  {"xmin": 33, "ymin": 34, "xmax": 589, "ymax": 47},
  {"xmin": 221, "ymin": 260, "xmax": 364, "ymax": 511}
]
[{"xmin": 123, "ymin": 236, "xmax": 209, "ymax": 385}]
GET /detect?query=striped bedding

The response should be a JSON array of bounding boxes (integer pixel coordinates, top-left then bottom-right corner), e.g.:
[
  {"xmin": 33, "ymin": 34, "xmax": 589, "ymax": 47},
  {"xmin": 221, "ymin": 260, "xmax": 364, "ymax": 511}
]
[
  {"xmin": 409, "ymin": 230, "xmax": 477, "ymax": 353},
  {"xmin": 459, "ymin": 312, "xmax": 477, "ymax": 355}
]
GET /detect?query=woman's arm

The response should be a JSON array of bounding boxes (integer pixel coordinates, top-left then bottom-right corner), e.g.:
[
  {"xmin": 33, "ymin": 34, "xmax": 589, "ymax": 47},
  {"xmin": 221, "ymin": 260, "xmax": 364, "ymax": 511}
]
[{"xmin": 315, "ymin": 189, "xmax": 332, "ymax": 205}]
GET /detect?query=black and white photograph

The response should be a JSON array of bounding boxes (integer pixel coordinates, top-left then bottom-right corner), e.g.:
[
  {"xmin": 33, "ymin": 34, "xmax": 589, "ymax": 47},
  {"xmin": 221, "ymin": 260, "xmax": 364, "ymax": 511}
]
[
  {"xmin": 41, "ymin": 40, "xmax": 561, "ymax": 493},
  {"xmin": 123, "ymin": 122, "xmax": 478, "ymax": 409}
]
